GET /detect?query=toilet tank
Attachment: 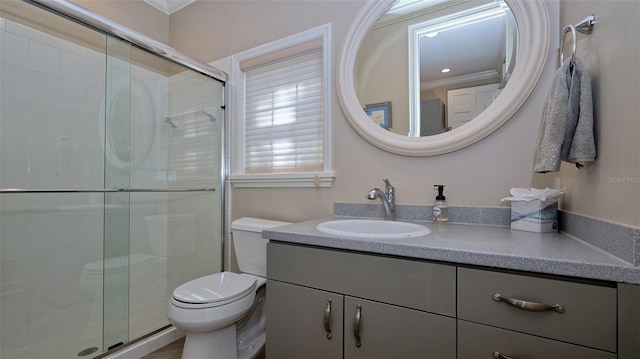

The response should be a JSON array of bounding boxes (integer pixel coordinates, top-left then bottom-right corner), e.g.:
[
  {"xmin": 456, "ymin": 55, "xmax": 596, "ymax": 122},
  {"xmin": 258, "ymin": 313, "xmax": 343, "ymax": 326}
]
[{"xmin": 231, "ymin": 217, "xmax": 291, "ymax": 277}]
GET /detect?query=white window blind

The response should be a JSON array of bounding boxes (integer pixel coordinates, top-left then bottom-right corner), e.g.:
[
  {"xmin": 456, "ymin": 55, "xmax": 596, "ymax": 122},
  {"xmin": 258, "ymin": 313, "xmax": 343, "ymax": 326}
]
[{"xmin": 244, "ymin": 50, "xmax": 324, "ymax": 174}]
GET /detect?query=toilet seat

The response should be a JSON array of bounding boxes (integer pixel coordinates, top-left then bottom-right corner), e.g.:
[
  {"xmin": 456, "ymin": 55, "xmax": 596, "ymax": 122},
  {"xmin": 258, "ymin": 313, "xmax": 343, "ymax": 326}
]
[{"xmin": 171, "ymin": 272, "xmax": 257, "ymax": 309}]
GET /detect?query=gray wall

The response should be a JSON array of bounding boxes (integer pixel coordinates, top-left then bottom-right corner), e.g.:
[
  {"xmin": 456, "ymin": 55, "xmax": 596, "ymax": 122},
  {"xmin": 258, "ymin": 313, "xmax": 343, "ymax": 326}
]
[
  {"xmin": 170, "ymin": 1, "xmax": 564, "ymax": 224},
  {"xmin": 542, "ymin": 0, "xmax": 639, "ymax": 226},
  {"xmin": 74, "ymin": 0, "xmax": 640, "ymax": 228},
  {"xmin": 74, "ymin": 0, "xmax": 169, "ymax": 44}
]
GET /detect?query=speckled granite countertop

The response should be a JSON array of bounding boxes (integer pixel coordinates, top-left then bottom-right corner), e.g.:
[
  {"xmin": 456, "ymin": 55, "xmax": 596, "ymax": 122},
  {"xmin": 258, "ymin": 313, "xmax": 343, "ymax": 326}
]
[{"xmin": 263, "ymin": 217, "xmax": 640, "ymax": 285}]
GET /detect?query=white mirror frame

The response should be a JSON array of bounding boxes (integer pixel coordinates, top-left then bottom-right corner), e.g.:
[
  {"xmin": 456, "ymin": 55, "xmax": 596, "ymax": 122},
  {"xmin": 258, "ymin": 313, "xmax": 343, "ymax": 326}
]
[{"xmin": 337, "ymin": 0, "xmax": 550, "ymax": 156}]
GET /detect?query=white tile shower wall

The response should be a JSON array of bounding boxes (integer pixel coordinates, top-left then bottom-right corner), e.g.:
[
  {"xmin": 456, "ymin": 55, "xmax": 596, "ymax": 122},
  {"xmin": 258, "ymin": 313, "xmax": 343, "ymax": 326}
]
[
  {"xmin": 127, "ymin": 59, "xmax": 172, "ymax": 340},
  {"xmin": 0, "ymin": 20, "xmax": 108, "ymax": 359},
  {"xmin": 0, "ymin": 18, "xmax": 170, "ymax": 358},
  {"xmin": 164, "ymin": 72, "xmax": 223, "ymax": 292}
]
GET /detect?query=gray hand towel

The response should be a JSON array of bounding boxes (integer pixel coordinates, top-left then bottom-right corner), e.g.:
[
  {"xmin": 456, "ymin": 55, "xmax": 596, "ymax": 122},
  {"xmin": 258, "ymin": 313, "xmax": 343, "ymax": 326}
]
[
  {"xmin": 534, "ymin": 58, "xmax": 595, "ymax": 173},
  {"xmin": 566, "ymin": 59, "xmax": 596, "ymax": 164}
]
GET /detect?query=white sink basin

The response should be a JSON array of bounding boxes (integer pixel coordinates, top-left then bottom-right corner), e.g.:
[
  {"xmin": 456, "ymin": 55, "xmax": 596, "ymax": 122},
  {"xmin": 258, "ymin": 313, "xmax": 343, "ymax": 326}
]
[{"xmin": 316, "ymin": 219, "xmax": 430, "ymax": 238}]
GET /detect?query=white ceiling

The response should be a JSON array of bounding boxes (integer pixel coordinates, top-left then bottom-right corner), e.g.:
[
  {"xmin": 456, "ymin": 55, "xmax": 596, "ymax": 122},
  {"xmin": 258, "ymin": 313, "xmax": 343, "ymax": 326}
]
[
  {"xmin": 377, "ymin": 0, "xmax": 511, "ymax": 89},
  {"xmin": 143, "ymin": 0, "xmax": 196, "ymax": 15},
  {"xmin": 419, "ymin": 15, "xmax": 505, "ymax": 83}
]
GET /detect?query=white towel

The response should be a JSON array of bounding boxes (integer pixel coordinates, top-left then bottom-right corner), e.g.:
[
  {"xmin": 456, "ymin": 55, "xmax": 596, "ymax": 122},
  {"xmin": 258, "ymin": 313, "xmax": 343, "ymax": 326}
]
[{"xmin": 534, "ymin": 58, "xmax": 595, "ymax": 173}]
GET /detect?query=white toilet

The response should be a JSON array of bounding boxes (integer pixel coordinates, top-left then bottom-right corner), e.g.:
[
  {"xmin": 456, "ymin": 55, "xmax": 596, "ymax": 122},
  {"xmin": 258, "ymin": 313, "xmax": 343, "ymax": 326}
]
[{"xmin": 167, "ymin": 217, "xmax": 290, "ymax": 359}]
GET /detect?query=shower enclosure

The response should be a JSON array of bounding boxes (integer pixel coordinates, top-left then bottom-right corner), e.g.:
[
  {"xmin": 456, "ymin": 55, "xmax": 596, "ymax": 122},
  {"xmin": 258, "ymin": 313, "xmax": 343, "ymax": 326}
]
[{"xmin": 0, "ymin": 1, "xmax": 226, "ymax": 357}]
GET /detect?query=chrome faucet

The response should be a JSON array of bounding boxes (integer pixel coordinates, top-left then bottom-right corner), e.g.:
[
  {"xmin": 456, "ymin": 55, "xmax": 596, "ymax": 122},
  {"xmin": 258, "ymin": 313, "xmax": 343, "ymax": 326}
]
[{"xmin": 366, "ymin": 178, "xmax": 395, "ymax": 221}]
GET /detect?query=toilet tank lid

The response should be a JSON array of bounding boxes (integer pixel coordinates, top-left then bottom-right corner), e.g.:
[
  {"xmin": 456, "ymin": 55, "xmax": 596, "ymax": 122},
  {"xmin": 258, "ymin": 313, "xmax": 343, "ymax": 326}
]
[{"xmin": 231, "ymin": 217, "xmax": 291, "ymax": 233}]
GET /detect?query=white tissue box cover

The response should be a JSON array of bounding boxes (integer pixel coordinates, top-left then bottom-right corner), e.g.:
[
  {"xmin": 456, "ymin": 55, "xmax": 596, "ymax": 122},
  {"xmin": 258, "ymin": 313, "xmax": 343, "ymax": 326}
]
[{"xmin": 510, "ymin": 199, "xmax": 558, "ymax": 233}]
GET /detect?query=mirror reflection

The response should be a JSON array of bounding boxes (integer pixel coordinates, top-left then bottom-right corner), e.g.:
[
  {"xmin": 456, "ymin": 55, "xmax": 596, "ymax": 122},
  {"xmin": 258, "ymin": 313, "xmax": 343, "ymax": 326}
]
[{"xmin": 356, "ymin": 0, "xmax": 517, "ymax": 137}]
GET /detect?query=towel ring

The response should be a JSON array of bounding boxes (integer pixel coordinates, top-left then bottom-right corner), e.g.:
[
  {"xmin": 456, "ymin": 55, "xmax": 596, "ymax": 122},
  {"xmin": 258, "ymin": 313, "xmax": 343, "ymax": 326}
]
[
  {"xmin": 560, "ymin": 25, "xmax": 577, "ymax": 64},
  {"xmin": 559, "ymin": 14, "xmax": 596, "ymax": 66}
]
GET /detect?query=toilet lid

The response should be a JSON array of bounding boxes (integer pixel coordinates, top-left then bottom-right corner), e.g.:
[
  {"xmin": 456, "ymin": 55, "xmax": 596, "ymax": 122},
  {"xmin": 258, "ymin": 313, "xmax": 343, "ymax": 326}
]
[{"xmin": 172, "ymin": 272, "xmax": 257, "ymax": 307}]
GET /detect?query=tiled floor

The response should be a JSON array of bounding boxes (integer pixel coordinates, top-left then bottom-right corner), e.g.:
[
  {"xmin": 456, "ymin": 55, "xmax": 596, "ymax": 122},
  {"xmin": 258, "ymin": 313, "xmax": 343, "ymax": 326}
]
[{"xmin": 140, "ymin": 338, "xmax": 184, "ymax": 359}]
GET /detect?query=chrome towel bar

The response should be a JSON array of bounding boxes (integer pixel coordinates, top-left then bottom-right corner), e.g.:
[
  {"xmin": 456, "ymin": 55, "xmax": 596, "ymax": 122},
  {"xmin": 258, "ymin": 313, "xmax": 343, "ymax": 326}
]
[
  {"xmin": 165, "ymin": 107, "xmax": 217, "ymax": 128},
  {"xmin": 560, "ymin": 14, "xmax": 596, "ymax": 65},
  {"xmin": 0, "ymin": 188, "xmax": 215, "ymax": 194}
]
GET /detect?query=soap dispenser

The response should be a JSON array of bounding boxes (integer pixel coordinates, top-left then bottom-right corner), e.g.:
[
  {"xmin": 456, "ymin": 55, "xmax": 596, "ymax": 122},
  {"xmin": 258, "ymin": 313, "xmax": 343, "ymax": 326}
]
[{"xmin": 432, "ymin": 185, "xmax": 448, "ymax": 223}]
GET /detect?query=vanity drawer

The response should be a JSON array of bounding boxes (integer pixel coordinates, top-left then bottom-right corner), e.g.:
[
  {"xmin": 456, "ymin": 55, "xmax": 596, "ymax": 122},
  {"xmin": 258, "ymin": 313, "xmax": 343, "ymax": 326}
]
[
  {"xmin": 458, "ymin": 320, "xmax": 616, "ymax": 359},
  {"xmin": 267, "ymin": 242, "xmax": 456, "ymax": 316},
  {"xmin": 457, "ymin": 267, "xmax": 617, "ymax": 352}
]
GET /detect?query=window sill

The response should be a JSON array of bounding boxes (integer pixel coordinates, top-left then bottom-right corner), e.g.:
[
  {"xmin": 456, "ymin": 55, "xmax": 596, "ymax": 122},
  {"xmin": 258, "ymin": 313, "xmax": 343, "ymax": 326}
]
[{"xmin": 229, "ymin": 171, "xmax": 335, "ymax": 188}]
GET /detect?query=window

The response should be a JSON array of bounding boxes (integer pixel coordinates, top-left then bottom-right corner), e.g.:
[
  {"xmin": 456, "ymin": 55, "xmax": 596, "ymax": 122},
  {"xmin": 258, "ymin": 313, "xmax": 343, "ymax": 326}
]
[
  {"xmin": 244, "ymin": 50, "xmax": 323, "ymax": 174},
  {"xmin": 229, "ymin": 24, "xmax": 334, "ymax": 187}
]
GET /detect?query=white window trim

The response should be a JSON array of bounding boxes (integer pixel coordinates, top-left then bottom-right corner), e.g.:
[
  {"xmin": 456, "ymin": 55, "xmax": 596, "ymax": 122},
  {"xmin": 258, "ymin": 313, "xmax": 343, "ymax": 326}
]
[{"xmin": 228, "ymin": 23, "xmax": 334, "ymax": 188}]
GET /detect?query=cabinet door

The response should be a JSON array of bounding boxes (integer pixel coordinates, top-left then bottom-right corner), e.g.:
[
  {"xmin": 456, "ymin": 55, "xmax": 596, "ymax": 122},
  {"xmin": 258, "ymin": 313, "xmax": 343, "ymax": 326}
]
[
  {"xmin": 344, "ymin": 296, "xmax": 456, "ymax": 359},
  {"xmin": 458, "ymin": 320, "xmax": 617, "ymax": 359},
  {"xmin": 266, "ymin": 280, "xmax": 343, "ymax": 359}
]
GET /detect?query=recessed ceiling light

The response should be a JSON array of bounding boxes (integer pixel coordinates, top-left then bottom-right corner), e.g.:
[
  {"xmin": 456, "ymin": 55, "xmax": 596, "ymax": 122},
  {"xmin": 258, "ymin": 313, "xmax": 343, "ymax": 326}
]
[
  {"xmin": 425, "ymin": 32, "xmax": 439, "ymax": 38},
  {"xmin": 441, "ymin": 68, "xmax": 451, "ymax": 73}
]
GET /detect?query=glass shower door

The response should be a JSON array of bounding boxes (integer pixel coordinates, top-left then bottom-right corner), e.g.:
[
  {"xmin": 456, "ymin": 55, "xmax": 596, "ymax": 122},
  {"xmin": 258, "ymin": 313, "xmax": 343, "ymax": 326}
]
[
  {"xmin": 0, "ymin": 1, "xmax": 109, "ymax": 357},
  {"xmin": 90, "ymin": 34, "xmax": 226, "ymax": 353},
  {"xmin": 100, "ymin": 34, "xmax": 227, "ymax": 352},
  {"xmin": 125, "ymin": 44, "xmax": 225, "ymax": 340},
  {"xmin": 0, "ymin": 1, "xmax": 226, "ymax": 357}
]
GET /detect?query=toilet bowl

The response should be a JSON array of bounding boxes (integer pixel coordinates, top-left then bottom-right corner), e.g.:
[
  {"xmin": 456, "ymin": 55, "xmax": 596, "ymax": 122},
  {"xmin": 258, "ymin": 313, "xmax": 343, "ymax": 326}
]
[
  {"xmin": 236, "ymin": 284, "xmax": 266, "ymax": 359},
  {"xmin": 167, "ymin": 217, "xmax": 290, "ymax": 359}
]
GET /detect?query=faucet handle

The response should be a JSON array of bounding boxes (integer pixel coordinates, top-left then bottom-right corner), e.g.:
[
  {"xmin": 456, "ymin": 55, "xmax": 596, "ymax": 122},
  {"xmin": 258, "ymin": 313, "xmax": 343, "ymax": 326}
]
[{"xmin": 383, "ymin": 178, "xmax": 394, "ymax": 193}]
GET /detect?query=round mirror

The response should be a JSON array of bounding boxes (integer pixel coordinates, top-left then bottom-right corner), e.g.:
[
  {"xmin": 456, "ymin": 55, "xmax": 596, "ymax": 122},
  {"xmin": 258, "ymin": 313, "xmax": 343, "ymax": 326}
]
[{"xmin": 337, "ymin": 0, "xmax": 549, "ymax": 156}]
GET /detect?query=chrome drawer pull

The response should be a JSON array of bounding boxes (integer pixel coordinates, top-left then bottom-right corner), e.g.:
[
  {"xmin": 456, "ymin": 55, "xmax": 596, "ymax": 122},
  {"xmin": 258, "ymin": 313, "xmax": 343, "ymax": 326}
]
[
  {"xmin": 493, "ymin": 351, "xmax": 513, "ymax": 359},
  {"xmin": 493, "ymin": 293, "xmax": 565, "ymax": 313},
  {"xmin": 324, "ymin": 298, "xmax": 332, "ymax": 339},
  {"xmin": 354, "ymin": 304, "xmax": 362, "ymax": 348}
]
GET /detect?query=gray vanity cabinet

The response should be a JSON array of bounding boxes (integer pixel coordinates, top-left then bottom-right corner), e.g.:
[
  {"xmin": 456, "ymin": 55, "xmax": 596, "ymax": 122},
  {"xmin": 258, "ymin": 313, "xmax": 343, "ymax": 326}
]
[
  {"xmin": 266, "ymin": 242, "xmax": 457, "ymax": 359},
  {"xmin": 266, "ymin": 241, "xmax": 624, "ymax": 358},
  {"xmin": 266, "ymin": 280, "xmax": 344, "ymax": 359}
]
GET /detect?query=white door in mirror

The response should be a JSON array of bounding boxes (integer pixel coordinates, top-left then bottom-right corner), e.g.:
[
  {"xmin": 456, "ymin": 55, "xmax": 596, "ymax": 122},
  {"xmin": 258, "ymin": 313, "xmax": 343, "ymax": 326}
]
[{"xmin": 447, "ymin": 83, "xmax": 500, "ymax": 129}]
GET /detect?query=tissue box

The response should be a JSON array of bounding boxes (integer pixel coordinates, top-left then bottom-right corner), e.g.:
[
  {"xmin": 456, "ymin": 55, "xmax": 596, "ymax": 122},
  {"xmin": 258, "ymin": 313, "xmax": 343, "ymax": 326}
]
[{"xmin": 510, "ymin": 199, "xmax": 558, "ymax": 233}]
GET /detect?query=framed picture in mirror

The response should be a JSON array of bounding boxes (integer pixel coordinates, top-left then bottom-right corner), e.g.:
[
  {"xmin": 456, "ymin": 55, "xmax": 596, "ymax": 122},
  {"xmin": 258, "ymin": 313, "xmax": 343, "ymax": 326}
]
[{"xmin": 364, "ymin": 101, "xmax": 392, "ymax": 130}]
